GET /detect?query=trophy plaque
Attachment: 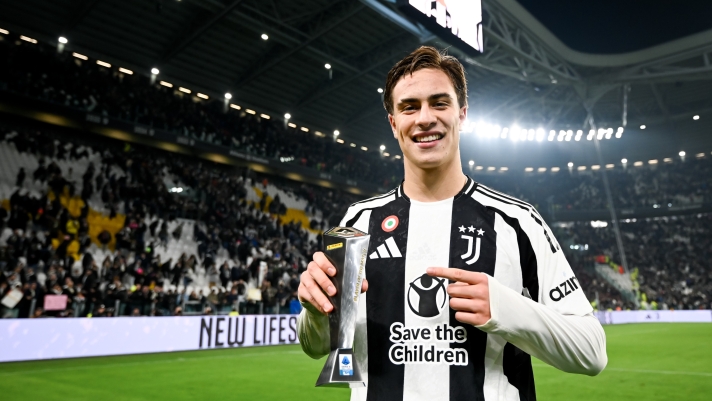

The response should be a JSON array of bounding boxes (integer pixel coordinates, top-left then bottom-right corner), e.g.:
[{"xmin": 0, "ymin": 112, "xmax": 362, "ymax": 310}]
[{"xmin": 315, "ymin": 226, "xmax": 369, "ymax": 388}]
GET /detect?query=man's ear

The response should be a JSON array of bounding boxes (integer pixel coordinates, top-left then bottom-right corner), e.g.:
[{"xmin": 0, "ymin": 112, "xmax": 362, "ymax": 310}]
[
  {"xmin": 459, "ymin": 105, "xmax": 468, "ymax": 125},
  {"xmin": 388, "ymin": 114, "xmax": 398, "ymax": 139}
]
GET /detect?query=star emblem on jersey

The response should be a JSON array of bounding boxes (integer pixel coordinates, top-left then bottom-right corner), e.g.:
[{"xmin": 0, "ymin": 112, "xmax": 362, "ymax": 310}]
[
  {"xmin": 381, "ymin": 215, "xmax": 399, "ymax": 232},
  {"xmin": 369, "ymin": 236, "xmax": 402, "ymax": 259}
]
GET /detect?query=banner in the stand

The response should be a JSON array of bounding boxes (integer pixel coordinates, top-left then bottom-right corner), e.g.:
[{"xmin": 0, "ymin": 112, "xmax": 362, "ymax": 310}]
[
  {"xmin": 0, "ymin": 314, "xmax": 299, "ymax": 363},
  {"xmin": 595, "ymin": 310, "xmax": 712, "ymax": 324}
]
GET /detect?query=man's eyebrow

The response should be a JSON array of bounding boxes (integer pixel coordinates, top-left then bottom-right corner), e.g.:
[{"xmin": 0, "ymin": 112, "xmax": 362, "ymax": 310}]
[{"xmin": 397, "ymin": 93, "xmax": 453, "ymax": 106}]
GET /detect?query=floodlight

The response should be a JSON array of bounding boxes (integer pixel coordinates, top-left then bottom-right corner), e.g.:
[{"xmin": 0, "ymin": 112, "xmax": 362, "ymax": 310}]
[
  {"xmin": 151, "ymin": 68, "xmax": 160, "ymax": 75},
  {"xmin": 58, "ymin": 36, "xmax": 68, "ymax": 44},
  {"xmin": 225, "ymin": 93, "xmax": 232, "ymax": 100}
]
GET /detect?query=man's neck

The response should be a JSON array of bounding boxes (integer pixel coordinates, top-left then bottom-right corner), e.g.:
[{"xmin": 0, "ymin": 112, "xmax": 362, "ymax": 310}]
[{"xmin": 402, "ymin": 158, "xmax": 467, "ymax": 202}]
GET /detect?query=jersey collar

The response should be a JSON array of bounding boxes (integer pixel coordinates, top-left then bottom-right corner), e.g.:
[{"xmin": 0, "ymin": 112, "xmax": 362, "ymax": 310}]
[{"xmin": 397, "ymin": 175, "xmax": 478, "ymax": 203}]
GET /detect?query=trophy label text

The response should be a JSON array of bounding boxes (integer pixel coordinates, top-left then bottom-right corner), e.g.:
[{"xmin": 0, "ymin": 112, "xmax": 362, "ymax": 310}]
[
  {"xmin": 326, "ymin": 243, "xmax": 343, "ymax": 250},
  {"xmin": 354, "ymin": 246, "xmax": 367, "ymax": 302}
]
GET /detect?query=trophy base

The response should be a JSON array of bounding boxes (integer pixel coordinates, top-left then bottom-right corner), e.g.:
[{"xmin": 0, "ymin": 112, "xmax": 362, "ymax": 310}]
[{"xmin": 315, "ymin": 348, "xmax": 365, "ymax": 388}]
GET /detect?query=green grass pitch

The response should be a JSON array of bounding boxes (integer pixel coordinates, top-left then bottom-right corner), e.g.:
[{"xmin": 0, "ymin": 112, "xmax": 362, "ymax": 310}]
[{"xmin": 1, "ymin": 323, "xmax": 710, "ymax": 400}]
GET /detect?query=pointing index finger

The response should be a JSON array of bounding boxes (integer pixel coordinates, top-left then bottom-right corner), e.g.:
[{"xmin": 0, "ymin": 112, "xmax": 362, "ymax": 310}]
[{"xmin": 426, "ymin": 267, "xmax": 486, "ymax": 284}]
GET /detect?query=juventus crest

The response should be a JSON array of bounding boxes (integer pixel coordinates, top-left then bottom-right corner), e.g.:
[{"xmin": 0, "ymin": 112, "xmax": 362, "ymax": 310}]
[{"xmin": 458, "ymin": 225, "xmax": 484, "ymax": 265}]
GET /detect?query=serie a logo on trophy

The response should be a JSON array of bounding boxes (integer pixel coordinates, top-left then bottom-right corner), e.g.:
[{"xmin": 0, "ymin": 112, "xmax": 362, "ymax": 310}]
[{"xmin": 315, "ymin": 226, "xmax": 369, "ymax": 388}]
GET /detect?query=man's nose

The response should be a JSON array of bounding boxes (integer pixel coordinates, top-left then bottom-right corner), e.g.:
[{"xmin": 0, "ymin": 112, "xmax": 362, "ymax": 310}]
[{"xmin": 416, "ymin": 104, "xmax": 437, "ymax": 127}]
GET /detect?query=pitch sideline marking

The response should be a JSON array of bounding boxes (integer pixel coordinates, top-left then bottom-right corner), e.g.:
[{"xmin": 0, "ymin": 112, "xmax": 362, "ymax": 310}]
[
  {"xmin": 532, "ymin": 363, "xmax": 712, "ymax": 377},
  {"xmin": 0, "ymin": 350, "xmax": 304, "ymax": 377}
]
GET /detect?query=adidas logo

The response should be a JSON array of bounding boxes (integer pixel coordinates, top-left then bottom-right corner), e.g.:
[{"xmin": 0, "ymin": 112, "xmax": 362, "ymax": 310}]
[{"xmin": 369, "ymin": 237, "xmax": 402, "ymax": 259}]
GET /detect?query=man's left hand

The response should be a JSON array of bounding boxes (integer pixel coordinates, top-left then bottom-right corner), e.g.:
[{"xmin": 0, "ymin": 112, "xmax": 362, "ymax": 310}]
[{"xmin": 426, "ymin": 267, "xmax": 491, "ymax": 326}]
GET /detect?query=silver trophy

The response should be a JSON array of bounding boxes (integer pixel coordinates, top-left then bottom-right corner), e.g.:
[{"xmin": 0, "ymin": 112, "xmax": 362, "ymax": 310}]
[{"xmin": 315, "ymin": 226, "xmax": 369, "ymax": 388}]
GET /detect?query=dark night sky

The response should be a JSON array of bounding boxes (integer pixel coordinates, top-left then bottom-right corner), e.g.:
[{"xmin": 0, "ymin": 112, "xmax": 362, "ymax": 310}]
[{"xmin": 515, "ymin": 0, "xmax": 712, "ymax": 54}]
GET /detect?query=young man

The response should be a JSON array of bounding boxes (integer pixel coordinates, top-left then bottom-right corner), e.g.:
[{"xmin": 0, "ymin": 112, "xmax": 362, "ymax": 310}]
[{"xmin": 297, "ymin": 46, "xmax": 607, "ymax": 401}]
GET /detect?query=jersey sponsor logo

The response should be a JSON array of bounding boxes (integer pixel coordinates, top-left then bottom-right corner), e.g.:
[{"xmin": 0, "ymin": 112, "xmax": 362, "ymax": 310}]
[
  {"xmin": 381, "ymin": 215, "xmax": 399, "ymax": 232},
  {"xmin": 407, "ymin": 274, "xmax": 447, "ymax": 318},
  {"xmin": 388, "ymin": 322, "xmax": 468, "ymax": 366},
  {"xmin": 339, "ymin": 354, "xmax": 354, "ymax": 376},
  {"xmin": 369, "ymin": 236, "xmax": 402, "ymax": 259},
  {"xmin": 549, "ymin": 276, "xmax": 580, "ymax": 301}
]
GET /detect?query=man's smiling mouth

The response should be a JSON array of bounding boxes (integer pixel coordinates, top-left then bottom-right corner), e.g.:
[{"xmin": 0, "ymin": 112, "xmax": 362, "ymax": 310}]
[{"xmin": 413, "ymin": 133, "xmax": 444, "ymax": 143}]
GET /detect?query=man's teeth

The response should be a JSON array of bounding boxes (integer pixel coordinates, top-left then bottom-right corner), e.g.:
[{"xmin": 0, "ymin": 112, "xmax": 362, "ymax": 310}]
[{"xmin": 415, "ymin": 134, "xmax": 443, "ymax": 143}]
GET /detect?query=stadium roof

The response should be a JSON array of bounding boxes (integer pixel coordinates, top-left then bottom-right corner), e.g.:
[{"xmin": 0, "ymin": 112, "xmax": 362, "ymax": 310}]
[
  {"xmin": 517, "ymin": 0, "xmax": 712, "ymax": 55},
  {"xmin": 0, "ymin": 0, "xmax": 711, "ymax": 170}
]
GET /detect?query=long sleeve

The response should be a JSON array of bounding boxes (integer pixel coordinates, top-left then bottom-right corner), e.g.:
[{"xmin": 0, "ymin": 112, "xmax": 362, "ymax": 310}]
[
  {"xmin": 476, "ymin": 275, "xmax": 607, "ymax": 376},
  {"xmin": 297, "ymin": 303, "xmax": 330, "ymax": 359},
  {"xmin": 472, "ymin": 188, "xmax": 608, "ymax": 376}
]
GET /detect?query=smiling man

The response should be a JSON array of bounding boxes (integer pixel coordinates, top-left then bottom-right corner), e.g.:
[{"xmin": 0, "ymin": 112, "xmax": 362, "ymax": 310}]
[{"xmin": 297, "ymin": 46, "xmax": 607, "ymax": 401}]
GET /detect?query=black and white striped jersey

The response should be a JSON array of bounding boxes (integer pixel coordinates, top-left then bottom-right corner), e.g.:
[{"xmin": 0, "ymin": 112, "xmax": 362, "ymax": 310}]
[{"xmin": 330, "ymin": 176, "xmax": 598, "ymax": 401}]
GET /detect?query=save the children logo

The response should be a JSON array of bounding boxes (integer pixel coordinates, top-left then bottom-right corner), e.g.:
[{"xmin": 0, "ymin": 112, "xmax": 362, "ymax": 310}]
[{"xmin": 407, "ymin": 273, "xmax": 447, "ymax": 318}]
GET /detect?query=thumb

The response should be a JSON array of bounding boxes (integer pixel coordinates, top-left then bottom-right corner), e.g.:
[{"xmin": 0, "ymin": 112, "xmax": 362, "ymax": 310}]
[{"xmin": 361, "ymin": 278, "xmax": 369, "ymax": 293}]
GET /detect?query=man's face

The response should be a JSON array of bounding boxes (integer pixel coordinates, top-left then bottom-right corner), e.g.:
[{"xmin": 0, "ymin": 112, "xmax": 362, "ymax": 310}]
[{"xmin": 388, "ymin": 68, "xmax": 466, "ymax": 170}]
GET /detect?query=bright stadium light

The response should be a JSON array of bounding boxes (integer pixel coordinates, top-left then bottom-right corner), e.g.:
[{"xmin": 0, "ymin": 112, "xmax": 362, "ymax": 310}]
[
  {"xmin": 501, "ymin": 127, "xmax": 509, "ymax": 138},
  {"xmin": 58, "ymin": 36, "xmax": 68, "ymax": 44},
  {"xmin": 548, "ymin": 130, "xmax": 555, "ymax": 141},
  {"xmin": 536, "ymin": 128, "xmax": 544, "ymax": 141},
  {"xmin": 693, "ymin": 115, "xmax": 700, "ymax": 120},
  {"xmin": 640, "ymin": 124, "xmax": 646, "ymax": 129},
  {"xmin": 224, "ymin": 93, "xmax": 232, "ymax": 99},
  {"xmin": 324, "ymin": 63, "xmax": 332, "ymax": 70},
  {"xmin": 151, "ymin": 68, "xmax": 160, "ymax": 75},
  {"xmin": 284, "ymin": 113, "xmax": 291, "ymax": 120},
  {"xmin": 616, "ymin": 127, "xmax": 624, "ymax": 138},
  {"xmin": 261, "ymin": 33, "xmax": 269, "ymax": 40},
  {"xmin": 567, "ymin": 162, "xmax": 573, "ymax": 167},
  {"xmin": 333, "ymin": 130, "xmax": 339, "ymax": 136},
  {"xmin": 621, "ymin": 158, "xmax": 628, "ymax": 164},
  {"xmin": 377, "ymin": 88, "xmax": 384, "ymax": 93},
  {"xmin": 379, "ymin": 145, "xmax": 386, "ymax": 151},
  {"xmin": 468, "ymin": 160, "xmax": 474, "ymax": 166},
  {"xmin": 679, "ymin": 151, "xmax": 686, "ymax": 157}
]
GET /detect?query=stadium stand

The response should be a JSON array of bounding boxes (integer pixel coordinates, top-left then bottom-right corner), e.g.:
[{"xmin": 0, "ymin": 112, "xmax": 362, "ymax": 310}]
[
  {"xmin": 0, "ymin": 120, "xmax": 363, "ymax": 318},
  {"xmin": 0, "ymin": 38, "xmax": 405, "ymax": 189},
  {"xmin": 1, "ymin": 36, "xmax": 711, "ymax": 318},
  {"xmin": 562, "ymin": 215, "xmax": 712, "ymax": 311}
]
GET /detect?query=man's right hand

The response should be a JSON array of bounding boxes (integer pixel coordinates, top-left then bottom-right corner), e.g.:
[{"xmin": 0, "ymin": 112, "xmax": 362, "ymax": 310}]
[{"xmin": 298, "ymin": 251, "xmax": 368, "ymax": 315}]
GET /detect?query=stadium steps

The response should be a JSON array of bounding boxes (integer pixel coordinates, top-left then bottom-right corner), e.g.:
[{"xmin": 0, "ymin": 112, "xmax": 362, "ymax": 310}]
[{"xmin": 594, "ymin": 263, "xmax": 639, "ymax": 305}]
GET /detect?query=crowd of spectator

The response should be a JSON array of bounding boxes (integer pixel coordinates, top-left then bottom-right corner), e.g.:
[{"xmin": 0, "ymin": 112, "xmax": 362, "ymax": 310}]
[
  {"xmin": 0, "ymin": 121, "xmax": 360, "ymax": 318},
  {"xmin": 1, "ymin": 36, "xmax": 711, "ymax": 212},
  {"xmin": 562, "ymin": 214, "xmax": 712, "ymax": 311},
  {"xmin": 474, "ymin": 158, "xmax": 712, "ymax": 213},
  {"xmin": 0, "ymin": 36, "xmax": 404, "ymax": 189}
]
